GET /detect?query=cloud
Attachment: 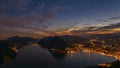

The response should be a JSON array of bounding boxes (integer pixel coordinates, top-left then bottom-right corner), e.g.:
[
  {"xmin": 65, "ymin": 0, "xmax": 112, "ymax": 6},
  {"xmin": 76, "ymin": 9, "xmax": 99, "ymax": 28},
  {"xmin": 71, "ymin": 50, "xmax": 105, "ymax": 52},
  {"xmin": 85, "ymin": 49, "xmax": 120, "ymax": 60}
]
[
  {"xmin": 0, "ymin": 0, "xmax": 59, "ymax": 39},
  {"xmin": 0, "ymin": 4, "xmax": 58, "ymax": 30},
  {"xmin": 37, "ymin": 6, "xmax": 58, "ymax": 23},
  {"xmin": 69, "ymin": 26, "xmax": 98, "ymax": 34},
  {"xmin": 0, "ymin": 9, "xmax": 58, "ymax": 39},
  {"xmin": 0, "ymin": 15, "xmax": 24, "ymax": 26},
  {"xmin": 108, "ymin": 16, "xmax": 120, "ymax": 20},
  {"xmin": 55, "ymin": 22, "xmax": 80, "ymax": 32},
  {"xmin": 64, "ymin": 22, "xmax": 120, "ymax": 35},
  {"xmin": 98, "ymin": 22, "xmax": 120, "ymax": 30},
  {"xmin": 0, "ymin": 25, "xmax": 55, "ymax": 39},
  {"xmin": 53, "ymin": 16, "xmax": 120, "ymax": 36}
]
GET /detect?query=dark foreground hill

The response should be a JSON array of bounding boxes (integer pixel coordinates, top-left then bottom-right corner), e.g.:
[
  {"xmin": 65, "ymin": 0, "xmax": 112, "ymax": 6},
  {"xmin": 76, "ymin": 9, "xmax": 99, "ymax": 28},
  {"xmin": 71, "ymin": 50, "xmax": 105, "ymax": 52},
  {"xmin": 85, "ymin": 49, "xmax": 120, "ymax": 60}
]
[{"xmin": 38, "ymin": 36, "xmax": 71, "ymax": 50}]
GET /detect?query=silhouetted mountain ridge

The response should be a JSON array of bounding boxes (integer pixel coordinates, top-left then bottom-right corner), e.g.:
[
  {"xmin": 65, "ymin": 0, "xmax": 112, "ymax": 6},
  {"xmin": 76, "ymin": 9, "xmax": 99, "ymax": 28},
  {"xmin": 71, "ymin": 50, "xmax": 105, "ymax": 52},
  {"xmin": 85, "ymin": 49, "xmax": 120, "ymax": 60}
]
[
  {"xmin": 38, "ymin": 36, "xmax": 71, "ymax": 50},
  {"xmin": 0, "ymin": 36, "xmax": 36, "ymax": 51}
]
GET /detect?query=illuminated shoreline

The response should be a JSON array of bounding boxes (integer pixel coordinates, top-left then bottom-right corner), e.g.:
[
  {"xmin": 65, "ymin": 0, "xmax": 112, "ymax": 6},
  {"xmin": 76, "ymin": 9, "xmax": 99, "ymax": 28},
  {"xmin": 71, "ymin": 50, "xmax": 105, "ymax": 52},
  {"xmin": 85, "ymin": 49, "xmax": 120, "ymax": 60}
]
[
  {"xmin": 82, "ymin": 48, "xmax": 120, "ymax": 61},
  {"xmin": 65, "ymin": 44, "xmax": 120, "ymax": 61}
]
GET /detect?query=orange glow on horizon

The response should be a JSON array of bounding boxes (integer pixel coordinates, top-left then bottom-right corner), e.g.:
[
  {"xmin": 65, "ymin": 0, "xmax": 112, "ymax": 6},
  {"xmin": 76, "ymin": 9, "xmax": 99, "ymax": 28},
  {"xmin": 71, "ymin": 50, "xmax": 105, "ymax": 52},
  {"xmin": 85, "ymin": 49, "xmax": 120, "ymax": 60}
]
[{"xmin": 1, "ymin": 27, "xmax": 120, "ymax": 40}]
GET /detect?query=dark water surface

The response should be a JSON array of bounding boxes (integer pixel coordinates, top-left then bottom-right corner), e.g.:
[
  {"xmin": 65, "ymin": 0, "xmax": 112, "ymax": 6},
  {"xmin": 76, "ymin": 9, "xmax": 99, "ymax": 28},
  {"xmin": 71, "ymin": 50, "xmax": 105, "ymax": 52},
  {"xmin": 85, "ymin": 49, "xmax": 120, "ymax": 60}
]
[{"xmin": 0, "ymin": 45, "xmax": 115, "ymax": 68}]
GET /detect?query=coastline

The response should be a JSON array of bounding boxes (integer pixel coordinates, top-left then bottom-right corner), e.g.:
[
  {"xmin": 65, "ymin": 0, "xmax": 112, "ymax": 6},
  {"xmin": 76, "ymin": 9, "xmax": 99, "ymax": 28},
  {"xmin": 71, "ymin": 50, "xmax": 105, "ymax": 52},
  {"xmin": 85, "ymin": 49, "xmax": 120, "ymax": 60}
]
[{"xmin": 82, "ymin": 48, "xmax": 120, "ymax": 61}]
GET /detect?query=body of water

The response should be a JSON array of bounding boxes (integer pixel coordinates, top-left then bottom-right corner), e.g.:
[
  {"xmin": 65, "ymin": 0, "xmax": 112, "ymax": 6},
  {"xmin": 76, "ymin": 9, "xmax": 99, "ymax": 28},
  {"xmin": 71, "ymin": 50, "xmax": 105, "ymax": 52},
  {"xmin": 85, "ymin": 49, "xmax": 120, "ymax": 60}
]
[{"xmin": 0, "ymin": 45, "xmax": 115, "ymax": 68}]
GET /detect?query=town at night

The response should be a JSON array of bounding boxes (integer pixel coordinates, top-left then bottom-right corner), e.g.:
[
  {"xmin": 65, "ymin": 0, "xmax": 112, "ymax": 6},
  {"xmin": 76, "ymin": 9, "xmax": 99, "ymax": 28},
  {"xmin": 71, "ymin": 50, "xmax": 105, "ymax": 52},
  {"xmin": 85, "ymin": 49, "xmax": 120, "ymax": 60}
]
[{"xmin": 0, "ymin": 0, "xmax": 120, "ymax": 68}]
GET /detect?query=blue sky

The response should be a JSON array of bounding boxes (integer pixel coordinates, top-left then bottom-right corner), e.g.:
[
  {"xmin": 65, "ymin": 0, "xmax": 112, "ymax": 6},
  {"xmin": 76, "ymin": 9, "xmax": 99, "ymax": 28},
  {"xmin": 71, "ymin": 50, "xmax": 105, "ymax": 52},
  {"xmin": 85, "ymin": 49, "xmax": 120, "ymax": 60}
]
[{"xmin": 1, "ymin": 0, "xmax": 120, "ymax": 39}]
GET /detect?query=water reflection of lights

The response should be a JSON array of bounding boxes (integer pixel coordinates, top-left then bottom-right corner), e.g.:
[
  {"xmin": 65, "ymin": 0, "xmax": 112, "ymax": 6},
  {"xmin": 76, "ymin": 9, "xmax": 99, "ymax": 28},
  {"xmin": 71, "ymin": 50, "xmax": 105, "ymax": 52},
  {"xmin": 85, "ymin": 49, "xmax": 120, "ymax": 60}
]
[
  {"xmin": 98, "ymin": 63, "xmax": 111, "ymax": 67},
  {"xmin": 67, "ymin": 50, "xmax": 76, "ymax": 57}
]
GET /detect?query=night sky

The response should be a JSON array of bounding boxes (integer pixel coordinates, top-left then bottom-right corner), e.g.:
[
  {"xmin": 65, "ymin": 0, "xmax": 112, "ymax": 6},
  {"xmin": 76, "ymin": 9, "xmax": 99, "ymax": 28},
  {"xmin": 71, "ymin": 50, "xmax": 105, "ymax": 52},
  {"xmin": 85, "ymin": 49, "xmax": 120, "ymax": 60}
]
[{"xmin": 1, "ymin": 0, "xmax": 120, "ymax": 39}]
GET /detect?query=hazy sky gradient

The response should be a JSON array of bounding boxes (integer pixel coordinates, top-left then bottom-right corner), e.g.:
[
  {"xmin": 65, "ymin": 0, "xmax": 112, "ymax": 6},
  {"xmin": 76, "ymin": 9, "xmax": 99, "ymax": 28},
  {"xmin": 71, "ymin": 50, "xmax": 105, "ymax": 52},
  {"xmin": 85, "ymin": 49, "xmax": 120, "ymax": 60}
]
[{"xmin": 1, "ymin": 0, "xmax": 120, "ymax": 39}]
